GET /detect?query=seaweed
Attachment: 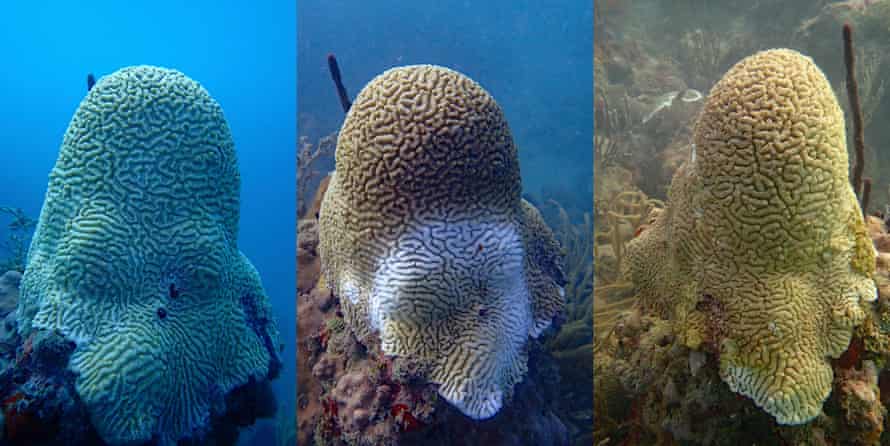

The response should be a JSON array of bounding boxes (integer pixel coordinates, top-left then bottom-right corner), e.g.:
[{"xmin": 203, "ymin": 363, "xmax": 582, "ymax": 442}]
[
  {"xmin": 547, "ymin": 199, "xmax": 593, "ymax": 323},
  {"xmin": 0, "ymin": 207, "xmax": 36, "ymax": 273},
  {"xmin": 297, "ymin": 133, "xmax": 336, "ymax": 219},
  {"xmin": 541, "ymin": 199, "xmax": 594, "ymax": 446}
]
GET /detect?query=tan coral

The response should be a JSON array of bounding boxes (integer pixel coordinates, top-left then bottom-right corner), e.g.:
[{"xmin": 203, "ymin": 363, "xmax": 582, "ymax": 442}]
[
  {"xmin": 623, "ymin": 49, "xmax": 877, "ymax": 425},
  {"xmin": 318, "ymin": 65, "xmax": 566, "ymax": 420}
]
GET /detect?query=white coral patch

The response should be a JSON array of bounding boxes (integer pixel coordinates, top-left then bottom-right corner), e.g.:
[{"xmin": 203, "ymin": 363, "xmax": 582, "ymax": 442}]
[
  {"xmin": 369, "ymin": 217, "xmax": 532, "ymax": 419},
  {"xmin": 339, "ymin": 275, "xmax": 362, "ymax": 305}
]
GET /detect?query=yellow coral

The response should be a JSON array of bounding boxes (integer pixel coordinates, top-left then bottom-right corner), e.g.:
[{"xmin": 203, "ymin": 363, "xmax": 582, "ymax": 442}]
[{"xmin": 623, "ymin": 49, "xmax": 876, "ymax": 425}]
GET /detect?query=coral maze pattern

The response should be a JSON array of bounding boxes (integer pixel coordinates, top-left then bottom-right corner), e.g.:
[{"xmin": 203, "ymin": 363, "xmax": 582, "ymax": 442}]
[
  {"xmin": 318, "ymin": 65, "xmax": 566, "ymax": 420},
  {"xmin": 625, "ymin": 49, "xmax": 876, "ymax": 425},
  {"xmin": 18, "ymin": 66, "xmax": 281, "ymax": 445}
]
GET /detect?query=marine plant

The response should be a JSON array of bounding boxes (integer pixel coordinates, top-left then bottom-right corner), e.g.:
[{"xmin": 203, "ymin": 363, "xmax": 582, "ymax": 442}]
[
  {"xmin": 541, "ymin": 199, "xmax": 594, "ymax": 444},
  {"xmin": 546, "ymin": 199, "xmax": 593, "ymax": 322},
  {"xmin": 0, "ymin": 207, "xmax": 36, "ymax": 273},
  {"xmin": 327, "ymin": 54, "xmax": 352, "ymax": 113},
  {"xmin": 297, "ymin": 132, "xmax": 336, "ymax": 219}
]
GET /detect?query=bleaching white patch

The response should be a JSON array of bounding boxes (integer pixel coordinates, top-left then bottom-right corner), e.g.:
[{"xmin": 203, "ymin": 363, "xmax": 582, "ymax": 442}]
[{"xmin": 369, "ymin": 216, "xmax": 533, "ymax": 419}]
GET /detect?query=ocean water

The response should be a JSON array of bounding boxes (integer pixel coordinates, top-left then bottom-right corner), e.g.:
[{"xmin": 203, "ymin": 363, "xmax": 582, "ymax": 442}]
[
  {"xmin": 1, "ymin": 0, "xmax": 295, "ymax": 444},
  {"xmin": 298, "ymin": 0, "xmax": 593, "ymax": 215}
]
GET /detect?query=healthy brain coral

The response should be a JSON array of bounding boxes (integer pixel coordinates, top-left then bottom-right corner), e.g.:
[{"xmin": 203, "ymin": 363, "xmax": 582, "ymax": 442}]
[
  {"xmin": 625, "ymin": 49, "xmax": 877, "ymax": 425},
  {"xmin": 17, "ymin": 66, "xmax": 281, "ymax": 445},
  {"xmin": 318, "ymin": 65, "xmax": 566, "ymax": 420}
]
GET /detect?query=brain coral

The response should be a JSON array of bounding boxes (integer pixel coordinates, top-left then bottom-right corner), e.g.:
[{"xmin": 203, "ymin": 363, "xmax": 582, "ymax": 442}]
[
  {"xmin": 624, "ymin": 49, "xmax": 877, "ymax": 425},
  {"xmin": 318, "ymin": 65, "xmax": 566, "ymax": 420},
  {"xmin": 17, "ymin": 66, "xmax": 281, "ymax": 445}
]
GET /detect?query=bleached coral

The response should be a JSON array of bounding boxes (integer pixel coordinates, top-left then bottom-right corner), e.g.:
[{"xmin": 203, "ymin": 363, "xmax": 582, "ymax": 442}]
[{"xmin": 318, "ymin": 65, "xmax": 565, "ymax": 420}]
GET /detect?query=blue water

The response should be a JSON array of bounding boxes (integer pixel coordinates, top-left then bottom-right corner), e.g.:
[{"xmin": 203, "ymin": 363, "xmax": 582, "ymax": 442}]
[
  {"xmin": 1, "ymin": 0, "xmax": 296, "ymax": 442},
  {"xmin": 298, "ymin": 0, "xmax": 593, "ymax": 210}
]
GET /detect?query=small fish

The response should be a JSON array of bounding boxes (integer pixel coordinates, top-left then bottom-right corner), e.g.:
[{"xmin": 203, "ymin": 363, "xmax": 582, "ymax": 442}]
[
  {"xmin": 642, "ymin": 91, "xmax": 679, "ymax": 124},
  {"xmin": 87, "ymin": 73, "xmax": 96, "ymax": 92}
]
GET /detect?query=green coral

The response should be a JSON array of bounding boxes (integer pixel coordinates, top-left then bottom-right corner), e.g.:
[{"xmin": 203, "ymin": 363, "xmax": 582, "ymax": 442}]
[{"xmin": 18, "ymin": 66, "xmax": 281, "ymax": 445}]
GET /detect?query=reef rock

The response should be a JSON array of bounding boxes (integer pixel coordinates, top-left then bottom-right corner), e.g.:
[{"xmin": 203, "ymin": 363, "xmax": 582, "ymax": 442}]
[
  {"xmin": 317, "ymin": 65, "xmax": 566, "ymax": 420},
  {"xmin": 624, "ymin": 49, "xmax": 876, "ymax": 425},
  {"xmin": 16, "ymin": 66, "xmax": 281, "ymax": 445}
]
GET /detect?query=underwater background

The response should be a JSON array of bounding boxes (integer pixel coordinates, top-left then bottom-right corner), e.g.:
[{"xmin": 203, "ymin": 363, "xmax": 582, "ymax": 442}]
[
  {"xmin": 298, "ymin": 0, "xmax": 593, "ymax": 220},
  {"xmin": 1, "ymin": 0, "xmax": 296, "ymax": 443}
]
